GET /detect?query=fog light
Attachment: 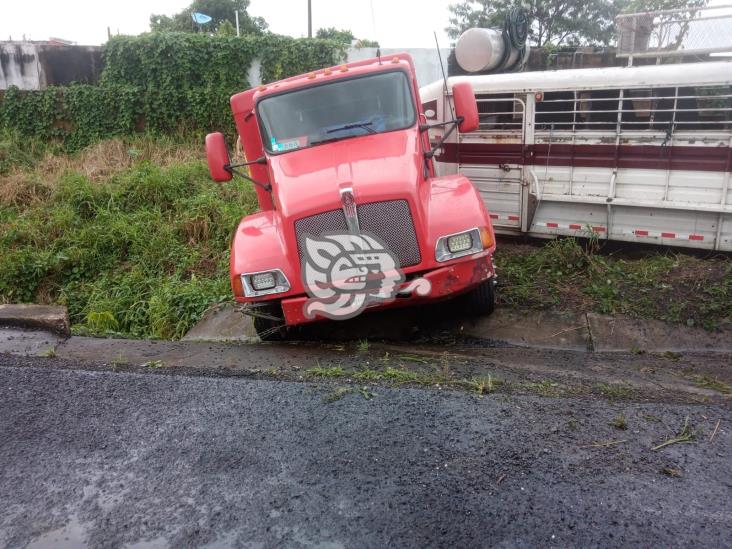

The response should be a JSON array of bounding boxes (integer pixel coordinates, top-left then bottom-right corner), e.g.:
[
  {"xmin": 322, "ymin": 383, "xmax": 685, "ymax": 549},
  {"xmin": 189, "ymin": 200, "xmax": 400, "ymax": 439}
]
[
  {"xmin": 447, "ymin": 232, "xmax": 473, "ymax": 253},
  {"xmin": 251, "ymin": 272, "xmax": 276, "ymax": 291}
]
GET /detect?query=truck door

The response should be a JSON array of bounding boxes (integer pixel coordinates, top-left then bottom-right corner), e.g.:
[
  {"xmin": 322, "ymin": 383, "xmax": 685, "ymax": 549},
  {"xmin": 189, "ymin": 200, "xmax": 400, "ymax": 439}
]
[{"xmin": 456, "ymin": 94, "xmax": 526, "ymax": 233}]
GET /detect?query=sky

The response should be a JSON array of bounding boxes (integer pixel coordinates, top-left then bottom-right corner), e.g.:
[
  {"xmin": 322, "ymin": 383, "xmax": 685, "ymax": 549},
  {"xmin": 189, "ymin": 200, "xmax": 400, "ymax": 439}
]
[{"xmin": 0, "ymin": 0, "xmax": 453, "ymax": 48}]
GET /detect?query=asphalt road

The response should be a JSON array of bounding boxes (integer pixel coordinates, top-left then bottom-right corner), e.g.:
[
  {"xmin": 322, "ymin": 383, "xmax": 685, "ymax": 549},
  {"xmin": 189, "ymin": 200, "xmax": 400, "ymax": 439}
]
[{"xmin": 1, "ymin": 357, "xmax": 730, "ymax": 548}]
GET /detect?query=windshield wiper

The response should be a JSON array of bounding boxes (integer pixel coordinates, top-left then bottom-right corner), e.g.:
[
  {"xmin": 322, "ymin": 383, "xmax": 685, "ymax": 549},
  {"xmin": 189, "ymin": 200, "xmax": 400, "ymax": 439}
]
[{"xmin": 326, "ymin": 121, "xmax": 376, "ymax": 134}]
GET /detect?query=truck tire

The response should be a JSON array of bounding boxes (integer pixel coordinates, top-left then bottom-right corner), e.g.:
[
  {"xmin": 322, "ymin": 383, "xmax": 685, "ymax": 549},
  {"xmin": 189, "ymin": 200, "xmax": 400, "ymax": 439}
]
[
  {"xmin": 463, "ymin": 277, "xmax": 496, "ymax": 317},
  {"xmin": 252, "ymin": 303, "xmax": 288, "ymax": 341}
]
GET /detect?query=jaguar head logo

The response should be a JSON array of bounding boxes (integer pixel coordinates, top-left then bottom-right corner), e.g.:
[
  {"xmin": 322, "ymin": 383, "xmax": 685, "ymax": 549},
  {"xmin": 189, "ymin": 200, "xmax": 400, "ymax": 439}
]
[{"xmin": 302, "ymin": 232, "xmax": 418, "ymax": 320}]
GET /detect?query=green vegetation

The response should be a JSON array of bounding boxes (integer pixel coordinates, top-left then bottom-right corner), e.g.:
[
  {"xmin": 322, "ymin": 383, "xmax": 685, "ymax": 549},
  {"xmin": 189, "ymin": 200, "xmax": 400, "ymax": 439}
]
[
  {"xmin": 692, "ymin": 375, "xmax": 732, "ymax": 395},
  {"xmin": 150, "ymin": 0, "xmax": 268, "ymax": 35},
  {"xmin": 323, "ymin": 386, "xmax": 352, "ymax": 403},
  {"xmin": 610, "ymin": 413, "xmax": 628, "ymax": 430},
  {"xmin": 0, "ymin": 137, "xmax": 257, "ymax": 339},
  {"xmin": 594, "ymin": 383, "xmax": 636, "ymax": 400},
  {"xmin": 517, "ymin": 379, "xmax": 566, "ymax": 397},
  {"xmin": 0, "ymin": 33, "xmax": 345, "ymax": 151},
  {"xmin": 652, "ymin": 416, "xmax": 695, "ymax": 450},
  {"xmin": 466, "ymin": 376, "xmax": 497, "ymax": 395},
  {"xmin": 497, "ymin": 238, "xmax": 731, "ymax": 331}
]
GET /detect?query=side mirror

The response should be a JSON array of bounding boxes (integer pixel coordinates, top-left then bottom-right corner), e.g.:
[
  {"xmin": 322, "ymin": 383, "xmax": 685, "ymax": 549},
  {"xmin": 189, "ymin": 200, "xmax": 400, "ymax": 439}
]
[
  {"xmin": 452, "ymin": 82, "xmax": 479, "ymax": 133},
  {"xmin": 205, "ymin": 132, "xmax": 233, "ymax": 182}
]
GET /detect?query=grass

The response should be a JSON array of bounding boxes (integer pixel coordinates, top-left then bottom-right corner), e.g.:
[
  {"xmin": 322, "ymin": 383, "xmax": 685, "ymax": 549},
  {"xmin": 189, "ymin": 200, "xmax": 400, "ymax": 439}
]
[
  {"xmin": 652, "ymin": 416, "xmax": 695, "ymax": 450},
  {"xmin": 497, "ymin": 238, "xmax": 731, "ymax": 331},
  {"xmin": 515, "ymin": 379, "xmax": 566, "ymax": 397},
  {"xmin": 610, "ymin": 413, "xmax": 628, "ymax": 430},
  {"xmin": 595, "ymin": 383, "xmax": 636, "ymax": 400},
  {"xmin": 0, "ymin": 135, "xmax": 258, "ymax": 339},
  {"xmin": 692, "ymin": 375, "xmax": 732, "ymax": 395},
  {"xmin": 469, "ymin": 376, "xmax": 496, "ymax": 395},
  {"xmin": 323, "ymin": 386, "xmax": 352, "ymax": 403}
]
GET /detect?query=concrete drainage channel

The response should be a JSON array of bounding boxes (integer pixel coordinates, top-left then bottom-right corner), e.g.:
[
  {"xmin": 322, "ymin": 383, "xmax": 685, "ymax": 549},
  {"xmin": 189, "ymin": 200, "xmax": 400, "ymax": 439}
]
[
  {"xmin": 179, "ymin": 303, "xmax": 732, "ymax": 354},
  {"xmin": 1, "ymin": 303, "xmax": 732, "ymax": 357}
]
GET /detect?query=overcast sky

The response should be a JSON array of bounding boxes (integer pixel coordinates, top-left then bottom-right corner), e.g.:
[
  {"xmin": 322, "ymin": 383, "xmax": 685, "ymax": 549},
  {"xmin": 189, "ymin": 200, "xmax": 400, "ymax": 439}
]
[{"xmin": 0, "ymin": 0, "xmax": 453, "ymax": 48}]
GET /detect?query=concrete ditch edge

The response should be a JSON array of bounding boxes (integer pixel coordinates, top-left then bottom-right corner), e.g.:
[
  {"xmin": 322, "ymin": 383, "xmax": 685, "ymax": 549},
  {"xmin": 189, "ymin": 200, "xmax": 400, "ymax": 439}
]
[{"xmin": 0, "ymin": 304, "xmax": 70, "ymax": 337}]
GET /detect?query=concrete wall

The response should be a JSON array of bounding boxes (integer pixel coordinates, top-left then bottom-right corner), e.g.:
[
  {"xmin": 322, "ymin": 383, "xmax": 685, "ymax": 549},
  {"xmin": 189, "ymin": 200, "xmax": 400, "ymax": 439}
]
[
  {"xmin": 0, "ymin": 42, "xmax": 102, "ymax": 90},
  {"xmin": 0, "ymin": 43, "xmax": 42, "ymax": 90}
]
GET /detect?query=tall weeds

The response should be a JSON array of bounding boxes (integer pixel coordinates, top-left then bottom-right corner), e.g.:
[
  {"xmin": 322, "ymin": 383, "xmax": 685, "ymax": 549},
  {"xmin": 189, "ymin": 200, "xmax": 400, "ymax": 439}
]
[{"xmin": 0, "ymin": 137, "xmax": 257, "ymax": 339}]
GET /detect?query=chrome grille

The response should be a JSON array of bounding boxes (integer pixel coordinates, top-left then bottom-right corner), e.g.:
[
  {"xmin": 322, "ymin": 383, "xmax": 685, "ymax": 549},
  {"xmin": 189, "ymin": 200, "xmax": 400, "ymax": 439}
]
[{"xmin": 295, "ymin": 199, "xmax": 422, "ymax": 268}]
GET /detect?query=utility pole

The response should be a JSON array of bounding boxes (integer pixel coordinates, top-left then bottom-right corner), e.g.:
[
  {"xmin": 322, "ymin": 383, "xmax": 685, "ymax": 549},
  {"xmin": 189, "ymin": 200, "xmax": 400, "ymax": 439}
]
[
  {"xmin": 235, "ymin": 10, "xmax": 240, "ymax": 37},
  {"xmin": 308, "ymin": 0, "xmax": 312, "ymax": 38}
]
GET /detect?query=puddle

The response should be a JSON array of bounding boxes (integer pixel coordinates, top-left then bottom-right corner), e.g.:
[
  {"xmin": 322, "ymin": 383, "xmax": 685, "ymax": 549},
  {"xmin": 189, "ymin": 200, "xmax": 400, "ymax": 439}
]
[{"xmin": 26, "ymin": 515, "xmax": 87, "ymax": 549}]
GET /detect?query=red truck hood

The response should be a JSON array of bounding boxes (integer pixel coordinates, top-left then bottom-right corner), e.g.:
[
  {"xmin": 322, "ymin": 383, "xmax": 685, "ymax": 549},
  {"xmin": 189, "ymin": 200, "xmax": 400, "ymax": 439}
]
[{"xmin": 268, "ymin": 129, "xmax": 423, "ymax": 221}]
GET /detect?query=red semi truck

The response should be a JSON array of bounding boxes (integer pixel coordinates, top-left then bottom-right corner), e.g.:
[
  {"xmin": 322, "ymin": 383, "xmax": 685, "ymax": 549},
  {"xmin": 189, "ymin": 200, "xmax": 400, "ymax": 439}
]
[{"xmin": 205, "ymin": 53, "xmax": 497, "ymax": 339}]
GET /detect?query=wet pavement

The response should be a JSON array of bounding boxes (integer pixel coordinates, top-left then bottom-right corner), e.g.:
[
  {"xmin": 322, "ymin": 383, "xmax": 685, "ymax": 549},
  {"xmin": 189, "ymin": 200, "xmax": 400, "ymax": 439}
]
[{"xmin": 0, "ymin": 353, "xmax": 730, "ymax": 548}]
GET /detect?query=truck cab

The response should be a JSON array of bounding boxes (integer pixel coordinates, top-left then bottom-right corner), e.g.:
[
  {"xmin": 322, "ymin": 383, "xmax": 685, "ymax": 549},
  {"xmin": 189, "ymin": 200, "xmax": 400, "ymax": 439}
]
[{"xmin": 206, "ymin": 53, "xmax": 497, "ymax": 339}]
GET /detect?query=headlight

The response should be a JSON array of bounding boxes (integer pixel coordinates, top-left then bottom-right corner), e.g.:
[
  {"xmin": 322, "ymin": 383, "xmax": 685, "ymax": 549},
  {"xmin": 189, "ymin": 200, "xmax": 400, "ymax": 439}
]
[
  {"xmin": 241, "ymin": 269, "xmax": 290, "ymax": 297},
  {"xmin": 447, "ymin": 232, "xmax": 473, "ymax": 253},
  {"xmin": 251, "ymin": 272, "xmax": 276, "ymax": 291},
  {"xmin": 435, "ymin": 227, "xmax": 487, "ymax": 262}
]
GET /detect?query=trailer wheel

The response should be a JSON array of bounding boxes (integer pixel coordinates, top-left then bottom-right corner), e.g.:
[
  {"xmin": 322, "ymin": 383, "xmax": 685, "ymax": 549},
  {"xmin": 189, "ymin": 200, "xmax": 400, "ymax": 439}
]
[
  {"xmin": 252, "ymin": 303, "xmax": 288, "ymax": 341},
  {"xmin": 463, "ymin": 277, "xmax": 496, "ymax": 317}
]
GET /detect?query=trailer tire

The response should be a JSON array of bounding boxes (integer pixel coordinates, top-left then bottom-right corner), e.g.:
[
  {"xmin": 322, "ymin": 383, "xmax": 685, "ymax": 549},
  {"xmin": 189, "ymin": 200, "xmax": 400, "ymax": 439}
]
[
  {"xmin": 252, "ymin": 303, "xmax": 288, "ymax": 341},
  {"xmin": 463, "ymin": 277, "xmax": 496, "ymax": 317}
]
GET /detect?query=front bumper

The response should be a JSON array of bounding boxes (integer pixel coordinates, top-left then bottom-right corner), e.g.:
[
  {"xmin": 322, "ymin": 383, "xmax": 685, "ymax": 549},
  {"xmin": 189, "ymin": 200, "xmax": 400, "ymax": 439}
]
[{"xmin": 280, "ymin": 252, "xmax": 494, "ymax": 326}]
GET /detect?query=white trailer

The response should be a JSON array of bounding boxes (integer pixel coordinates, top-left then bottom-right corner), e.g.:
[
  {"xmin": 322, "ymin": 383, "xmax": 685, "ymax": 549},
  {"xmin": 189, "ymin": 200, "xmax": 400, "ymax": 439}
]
[{"xmin": 420, "ymin": 61, "xmax": 732, "ymax": 251}]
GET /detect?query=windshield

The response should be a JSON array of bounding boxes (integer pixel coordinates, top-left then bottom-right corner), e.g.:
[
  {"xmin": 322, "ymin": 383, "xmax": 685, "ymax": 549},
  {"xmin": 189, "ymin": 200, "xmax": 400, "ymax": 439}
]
[{"xmin": 257, "ymin": 70, "xmax": 416, "ymax": 154}]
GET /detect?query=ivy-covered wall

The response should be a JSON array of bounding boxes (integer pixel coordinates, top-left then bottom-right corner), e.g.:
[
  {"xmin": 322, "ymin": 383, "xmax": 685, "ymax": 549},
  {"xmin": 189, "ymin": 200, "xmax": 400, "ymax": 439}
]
[{"xmin": 0, "ymin": 33, "xmax": 345, "ymax": 150}]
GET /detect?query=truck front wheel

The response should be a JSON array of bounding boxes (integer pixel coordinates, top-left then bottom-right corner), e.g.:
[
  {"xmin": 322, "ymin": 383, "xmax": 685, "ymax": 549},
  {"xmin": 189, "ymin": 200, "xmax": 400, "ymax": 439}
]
[
  {"xmin": 252, "ymin": 303, "xmax": 288, "ymax": 341},
  {"xmin": 462, "ymin": 277, "xmax": 496, "ymax": 317}
]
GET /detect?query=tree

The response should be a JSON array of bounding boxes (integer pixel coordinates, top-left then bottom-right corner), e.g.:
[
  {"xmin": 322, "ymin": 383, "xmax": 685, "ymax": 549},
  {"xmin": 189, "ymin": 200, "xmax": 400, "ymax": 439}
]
[
  {"xmin": 446, "ymin": 0, "xmax": 628, "ymax": 47},
  {"xmin": 217, "ymin": 20, "xmax": 237, "ymax": 36},
  {"xmin": 315, "ymin": 28, "xmax": 355, "ymax": 44},
  {"xmin": 315, "ymin": 28, "xmax": 379, "ymax": 48},
  {"xmin": 446, "ymin": 0, "xmax": 709, "ymax": 48},
  {"xmin": 150, "ymin": 0, "xmax": 268, "ymax": 34}
]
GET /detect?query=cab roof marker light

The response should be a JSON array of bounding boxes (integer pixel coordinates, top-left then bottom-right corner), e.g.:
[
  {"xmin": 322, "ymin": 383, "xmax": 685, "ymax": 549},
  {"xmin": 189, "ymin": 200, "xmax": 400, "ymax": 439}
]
[
  {"xmin": 307, "ymin": 72, "xmax": 316, "ymax": 79},
  {"xmin": 391, "ymin": 56, "xmax": 400, "ymax": 63},
  {"xmin": 323, "ymin": 68, "xmax": 332, "ymax": 75},
  {"xmin": 340, "ymin": 64, "xmax": 348, "ymax": 72}
]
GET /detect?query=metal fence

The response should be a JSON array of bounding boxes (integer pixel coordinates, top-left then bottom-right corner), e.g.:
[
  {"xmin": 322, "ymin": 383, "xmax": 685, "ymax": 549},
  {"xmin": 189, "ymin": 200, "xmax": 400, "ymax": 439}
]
[{"xmin": 617, "ymin": 4, "xmax": 732, "ymax": 59}]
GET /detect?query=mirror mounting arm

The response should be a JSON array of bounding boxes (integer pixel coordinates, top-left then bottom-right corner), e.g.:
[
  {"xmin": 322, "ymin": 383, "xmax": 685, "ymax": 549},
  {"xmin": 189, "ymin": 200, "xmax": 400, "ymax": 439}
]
[
  {"xmin": 418, "ymin": 118, "xmax": 463, "ymax": 132},
  {"xmin": 225, "ymin": 156, "xmax": 272, "ymax": 192},
  {"xmin": 423, "ymin": 116, "xmax": 463, "ymax": 160},
  {"xmin": 228, "ymin": 156, "xmax": 268, "ymax": 168}
]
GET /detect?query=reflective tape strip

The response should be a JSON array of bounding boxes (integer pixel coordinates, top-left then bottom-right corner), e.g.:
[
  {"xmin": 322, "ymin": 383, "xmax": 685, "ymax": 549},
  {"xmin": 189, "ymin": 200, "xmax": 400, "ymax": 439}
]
[
  {"xmin": 631, "ymin": 230, "xmax": 704, "ymax": 241},
  {"xmin": 534, "ymin": 221, "xmax": 595, "ymax": 231},
  {"xmin": 488, "ymin": 213, "xmax": 520, "ymax": 222},
  {"xmin": 534, "ymin": 222, "xmax": 706, "ymax": 242}
]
